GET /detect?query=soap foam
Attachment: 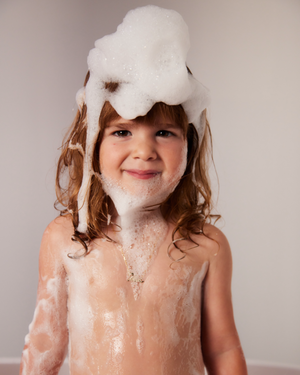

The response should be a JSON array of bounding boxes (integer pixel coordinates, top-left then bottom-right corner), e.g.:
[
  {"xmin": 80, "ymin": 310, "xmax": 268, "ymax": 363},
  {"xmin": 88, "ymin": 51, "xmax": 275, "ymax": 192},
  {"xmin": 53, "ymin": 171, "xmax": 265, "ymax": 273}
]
[
  {"xmin": 21, "ymin": 276, "xmax": 68, "ymax": 374},
  {"xmin": 150, "ymin": 262, "xmax": 208, "ymax": 374},
  {"xmin": 101, "ymin": 170, "xmax": 170, "ymax": 299},
  {"xmin": 99, "ymin": 140, "xmax": 187, "ymax": 299},
  {"xmin": 100, "ymin": 141, "xmax": 187, "ymax": 220},
  {"xmin": 77, "ymin": 5, "xmax": 209, "ymax": 233},
  {"xmin": 86, "ymin": 6, "xmax": 209, "ymax": 125},
  {"xmin": 136, "ymin": 316, "xmax": 145, "ymax": 354},
  {"xmin": 102, "ymin": 288, "xmax": 128, "ymax": 371}
]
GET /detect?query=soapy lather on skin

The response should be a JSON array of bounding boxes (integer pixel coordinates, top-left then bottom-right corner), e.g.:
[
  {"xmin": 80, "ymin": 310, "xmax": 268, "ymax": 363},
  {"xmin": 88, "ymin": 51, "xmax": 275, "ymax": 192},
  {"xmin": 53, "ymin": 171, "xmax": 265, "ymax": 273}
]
[{"xmin": 76, "ymin": 5, "xmax": 210, "ymax": 233}]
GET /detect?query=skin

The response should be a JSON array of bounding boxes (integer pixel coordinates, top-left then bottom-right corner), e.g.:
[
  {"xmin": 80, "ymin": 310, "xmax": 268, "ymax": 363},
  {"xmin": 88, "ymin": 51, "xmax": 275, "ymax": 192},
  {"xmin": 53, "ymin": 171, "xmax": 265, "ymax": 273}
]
[
  {"xmin": 99, "ymin": 116, "xmax": 188, "ymax": 197},
  {"xmin": 20, "ymin": 116, "xmax": 247, "ymax": 375}
]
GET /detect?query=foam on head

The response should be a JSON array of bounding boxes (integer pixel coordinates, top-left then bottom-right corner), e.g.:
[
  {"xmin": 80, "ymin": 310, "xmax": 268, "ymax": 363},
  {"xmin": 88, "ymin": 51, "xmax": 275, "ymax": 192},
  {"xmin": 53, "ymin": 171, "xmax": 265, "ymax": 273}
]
[{"xmin": 76, "ymin": 5, "xmax": 210, "ymax": 233}]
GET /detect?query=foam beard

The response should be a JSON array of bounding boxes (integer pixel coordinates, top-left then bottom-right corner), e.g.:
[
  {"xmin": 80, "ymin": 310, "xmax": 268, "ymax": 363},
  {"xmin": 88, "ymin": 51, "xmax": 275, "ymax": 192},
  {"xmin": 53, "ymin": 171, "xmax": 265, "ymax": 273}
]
[
  {"xmin": 101, "ymin": 142, "xmax": 187, "ymax": 223},
  {"xmin": 75, "ymin": 5, "xmax": 210, "ymax": 233}
]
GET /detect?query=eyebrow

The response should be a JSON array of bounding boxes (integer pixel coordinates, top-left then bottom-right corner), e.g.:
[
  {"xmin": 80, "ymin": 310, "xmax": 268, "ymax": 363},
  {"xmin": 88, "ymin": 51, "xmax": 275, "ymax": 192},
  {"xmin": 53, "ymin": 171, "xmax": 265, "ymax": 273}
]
[
  {"xmin": 107, "ymin": 119, "xmax": 135, "ymax": 127},
  {"xmin": 107, "ymin": 118, "xmax": 181, "ymax": 130},
  {"xmin": 154, "ymin": 122, "xmax": 180, "ymax": 128}
]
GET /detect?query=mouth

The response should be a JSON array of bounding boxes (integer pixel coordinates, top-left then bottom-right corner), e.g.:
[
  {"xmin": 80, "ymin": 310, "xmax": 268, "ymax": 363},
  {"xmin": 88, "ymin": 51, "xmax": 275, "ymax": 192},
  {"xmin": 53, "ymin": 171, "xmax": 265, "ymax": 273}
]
[{"xmin": 125, "ymin": 169, "xmax": 161, "ymax": 180}]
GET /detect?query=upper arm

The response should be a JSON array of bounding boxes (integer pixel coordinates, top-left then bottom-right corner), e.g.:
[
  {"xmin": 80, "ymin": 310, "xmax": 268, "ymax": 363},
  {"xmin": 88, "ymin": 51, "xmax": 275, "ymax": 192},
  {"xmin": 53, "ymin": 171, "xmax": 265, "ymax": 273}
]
[
  {"xmin": 20, "ymin": 219, "xmax": 70, "ymax": 374},
  {"xmin": 201, "ymin": 227, "xmax": 244, "ymax": 368}
]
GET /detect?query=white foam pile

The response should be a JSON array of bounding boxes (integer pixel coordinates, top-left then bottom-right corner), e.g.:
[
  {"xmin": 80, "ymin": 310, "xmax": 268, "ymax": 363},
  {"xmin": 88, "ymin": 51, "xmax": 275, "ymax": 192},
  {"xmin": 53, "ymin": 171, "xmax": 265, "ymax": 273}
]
[
  {"xmin": 76, "ymin": 5, "xmax": 210, "ymax": 233},
  {"xmin": 100, "ymin": 142, "xmax": 187, "ymax": 299},
  {"xmin": 100, "ymin": 138, "xmax": 187, "ymax": 221}
]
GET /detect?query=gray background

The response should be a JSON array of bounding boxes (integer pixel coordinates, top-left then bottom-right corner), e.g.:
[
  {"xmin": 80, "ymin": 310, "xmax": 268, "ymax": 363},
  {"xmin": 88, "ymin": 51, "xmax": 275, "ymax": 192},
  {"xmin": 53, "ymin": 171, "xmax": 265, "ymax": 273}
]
[{"xmin": 1, "ymin": 0, "xmax": 299, "ymax": 366}]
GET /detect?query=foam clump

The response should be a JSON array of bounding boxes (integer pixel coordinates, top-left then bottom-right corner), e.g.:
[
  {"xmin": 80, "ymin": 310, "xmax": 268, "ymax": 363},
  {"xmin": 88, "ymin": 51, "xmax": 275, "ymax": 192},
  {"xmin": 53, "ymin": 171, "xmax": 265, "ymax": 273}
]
[
  {"xmin": 86, "ymin": 5, "xmax": 209, "ymax": 127},
  {"xmin": 77, "ymin": 5, "xmax": 209, "ymax": 233},
  {"xmin": 100, "ymin": 141, "xmax": 187, "ymax": 220}
]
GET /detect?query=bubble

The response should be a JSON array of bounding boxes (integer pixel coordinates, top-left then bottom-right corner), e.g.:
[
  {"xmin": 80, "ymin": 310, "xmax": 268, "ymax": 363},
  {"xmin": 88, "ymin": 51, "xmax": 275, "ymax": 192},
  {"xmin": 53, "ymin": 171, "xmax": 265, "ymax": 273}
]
[{"xmin": 77, "ymin": 5, "xmax": 209, "ymax": 233}]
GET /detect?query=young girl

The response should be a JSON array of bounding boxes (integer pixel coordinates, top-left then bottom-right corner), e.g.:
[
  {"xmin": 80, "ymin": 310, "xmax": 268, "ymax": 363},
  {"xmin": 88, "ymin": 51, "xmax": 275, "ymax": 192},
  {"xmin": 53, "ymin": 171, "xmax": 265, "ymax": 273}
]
[{"xmin": 20, "ymin": 5, "xmax": 247, "ymax": 375}]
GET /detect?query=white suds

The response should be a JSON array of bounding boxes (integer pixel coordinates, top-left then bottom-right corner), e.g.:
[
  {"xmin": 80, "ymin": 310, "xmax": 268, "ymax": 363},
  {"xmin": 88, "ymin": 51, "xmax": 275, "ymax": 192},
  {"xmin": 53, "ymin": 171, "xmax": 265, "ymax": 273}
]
[
  {"xmin": 100, "ymin": 142, "xmax": 187, "ymax": 299},
  {"xmin": 75, "ymin": 87, "xmax": 85, "ymax": 110},
  {"xmin": 21, "ymin": 276, "xmax": 68, "ymax": 374},
  {"xmin": 101, "ymin": 288, "xmax": 128, "ymax": 371},
  {"xmin": 100, "ymin": 141, "xmax": 187, "ymax": 221},
  {"xmin": 76, "ymin": 5, "xmax": 210, "ymax": 233},
  {"xmin": 136, "ymin": 316, "xmax": 145, "ymax": 354}
]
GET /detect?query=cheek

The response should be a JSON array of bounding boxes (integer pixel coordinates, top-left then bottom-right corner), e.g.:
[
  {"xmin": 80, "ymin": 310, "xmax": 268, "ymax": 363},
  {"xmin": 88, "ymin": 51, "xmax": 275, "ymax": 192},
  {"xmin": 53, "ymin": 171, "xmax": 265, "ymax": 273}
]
[
  {"xmin": 99, "ymin": 142, "xmax": 123, "ymax": 175},
  {"xmin": 99, "ymin": 143, "xmax": 112, "ymax": 174},
  {"xmin": 166, "ymin": 141, "xmax": 187, "ymax": 176}
]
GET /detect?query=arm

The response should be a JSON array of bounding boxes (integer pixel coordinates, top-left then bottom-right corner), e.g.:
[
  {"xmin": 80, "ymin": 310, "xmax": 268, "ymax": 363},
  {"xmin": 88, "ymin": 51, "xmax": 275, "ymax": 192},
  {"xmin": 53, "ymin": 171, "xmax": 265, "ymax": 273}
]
[
  {"xmin": 201, "ymin": 227, "xmax": 248, "ymax": 375},
  {"xmin": 20, "ymin": 220, "xmax": 69, "ymax": 375}
]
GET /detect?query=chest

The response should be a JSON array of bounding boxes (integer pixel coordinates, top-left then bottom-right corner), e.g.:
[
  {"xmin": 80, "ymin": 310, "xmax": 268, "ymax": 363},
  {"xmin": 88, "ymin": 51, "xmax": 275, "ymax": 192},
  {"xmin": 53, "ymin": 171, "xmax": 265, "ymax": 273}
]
[{"xmin": 65, "ymin": 242, "xmax": 207, "ymax": 310}]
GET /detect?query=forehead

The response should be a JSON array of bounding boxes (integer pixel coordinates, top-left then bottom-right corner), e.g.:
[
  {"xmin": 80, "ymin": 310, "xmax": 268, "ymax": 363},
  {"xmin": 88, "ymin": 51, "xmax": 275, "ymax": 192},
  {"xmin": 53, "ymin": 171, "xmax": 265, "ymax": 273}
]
[
  {"xmin": 100, "ymin": 101, "xmax": 188, "ymax": 133},
  {"xmin": 107, "ymin": 115, "xmax": 181, "ymax": 129}
]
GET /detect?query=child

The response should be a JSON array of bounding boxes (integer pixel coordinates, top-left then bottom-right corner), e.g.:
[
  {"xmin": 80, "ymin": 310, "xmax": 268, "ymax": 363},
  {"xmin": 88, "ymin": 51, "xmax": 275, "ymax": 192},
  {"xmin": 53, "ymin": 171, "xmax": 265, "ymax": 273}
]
[{"xmin": 20, "ymin": 5, "xmax": 247, "ymax": 375}]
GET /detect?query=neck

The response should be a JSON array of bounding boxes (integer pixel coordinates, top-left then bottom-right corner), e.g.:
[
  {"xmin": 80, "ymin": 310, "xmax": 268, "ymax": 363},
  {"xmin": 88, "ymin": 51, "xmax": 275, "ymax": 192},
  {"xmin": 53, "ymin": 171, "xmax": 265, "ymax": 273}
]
[
  {"xmin": 109, "ymin": 205, "xmax": 168, "ymax": 297},
  {"xmin": 116, "ymin": 205, "xmax": 163, "ymax": 238}
]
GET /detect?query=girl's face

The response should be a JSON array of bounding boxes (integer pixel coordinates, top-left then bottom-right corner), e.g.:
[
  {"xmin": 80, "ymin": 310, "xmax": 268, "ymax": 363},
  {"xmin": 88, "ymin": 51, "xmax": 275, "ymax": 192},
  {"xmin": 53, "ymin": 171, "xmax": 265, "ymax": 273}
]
[{"xmin": 99, "ymin": 115, "xmax": 187, "ymax": 198}]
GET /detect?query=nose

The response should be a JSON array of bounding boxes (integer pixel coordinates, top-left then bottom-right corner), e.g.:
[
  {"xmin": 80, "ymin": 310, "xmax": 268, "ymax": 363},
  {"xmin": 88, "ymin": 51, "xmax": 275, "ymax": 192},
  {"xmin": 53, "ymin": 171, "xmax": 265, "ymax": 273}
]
[{"xmin": 131, "ymin": 136, "xmax": 157, "ymax": 161}]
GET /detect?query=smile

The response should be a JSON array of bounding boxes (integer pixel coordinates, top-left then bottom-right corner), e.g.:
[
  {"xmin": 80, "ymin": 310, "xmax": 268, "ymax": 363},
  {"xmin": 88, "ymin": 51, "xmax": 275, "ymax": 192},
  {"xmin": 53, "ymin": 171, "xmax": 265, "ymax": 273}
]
[{"xmin": 125, "ymin": 169, "xmax": 161, "ymax": 180}]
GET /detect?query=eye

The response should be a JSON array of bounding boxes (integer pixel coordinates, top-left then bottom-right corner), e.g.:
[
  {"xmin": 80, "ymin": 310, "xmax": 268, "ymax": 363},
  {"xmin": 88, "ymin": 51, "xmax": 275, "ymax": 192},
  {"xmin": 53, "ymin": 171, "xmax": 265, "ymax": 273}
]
[
  {"xmin": 156, "ymin": 130, "xmax": 174, "ymax": 137},
  {"xmin": 113, "ymin": 130, "xmax": 132, "ymax": 137}
]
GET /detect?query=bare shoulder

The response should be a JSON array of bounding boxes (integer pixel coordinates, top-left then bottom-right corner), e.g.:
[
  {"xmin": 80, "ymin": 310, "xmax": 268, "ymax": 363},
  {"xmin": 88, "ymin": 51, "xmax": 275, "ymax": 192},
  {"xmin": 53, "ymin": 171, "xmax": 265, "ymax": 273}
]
[
  {"xmin": 203, "ymin": 224, "xmax": 231, "ymax": 251},
  {"xmin": 190, "ymin": 224, "xmax": 232, "ymax": 266},
  {"xmin": 39, "ymin": 215, "xmax": 74, "ymax": 264},
  {"xmin": 44, "ymin": 216, "xmax": 74, "ymax": 239}
]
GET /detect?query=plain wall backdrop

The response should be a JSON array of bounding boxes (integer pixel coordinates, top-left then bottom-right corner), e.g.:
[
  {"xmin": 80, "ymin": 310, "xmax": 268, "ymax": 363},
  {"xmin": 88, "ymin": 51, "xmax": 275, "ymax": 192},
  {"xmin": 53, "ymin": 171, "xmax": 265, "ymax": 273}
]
[{"xmin": 1, "ymin": 0, "xmax": 299, "ymax": 366}]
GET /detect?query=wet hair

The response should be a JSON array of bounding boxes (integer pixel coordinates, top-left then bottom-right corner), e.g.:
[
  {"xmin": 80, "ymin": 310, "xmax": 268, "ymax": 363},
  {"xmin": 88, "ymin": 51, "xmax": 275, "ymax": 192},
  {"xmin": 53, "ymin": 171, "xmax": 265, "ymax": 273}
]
[{"xmin": 55, "ymin": 71, "xmax": 219, "ymax": 254}]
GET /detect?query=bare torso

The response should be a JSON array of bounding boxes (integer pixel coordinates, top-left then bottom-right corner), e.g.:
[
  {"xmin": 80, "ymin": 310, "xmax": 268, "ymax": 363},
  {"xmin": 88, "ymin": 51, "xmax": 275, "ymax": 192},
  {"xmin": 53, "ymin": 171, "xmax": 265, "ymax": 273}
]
[
  {"xmin": 66, "ymin": 235, "xmax": 208, "ymax": 375},
  {"xmin": 21, "ymin": 217, "xmax": 214, "ymax": 375}
]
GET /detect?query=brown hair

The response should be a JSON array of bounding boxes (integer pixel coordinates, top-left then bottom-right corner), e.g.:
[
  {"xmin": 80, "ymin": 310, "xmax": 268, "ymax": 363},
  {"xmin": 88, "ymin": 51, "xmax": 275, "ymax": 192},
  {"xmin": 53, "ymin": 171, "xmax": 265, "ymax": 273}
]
[{"xmin": 55, "ymin": 72, "xmax": 218, "ymax": 254}]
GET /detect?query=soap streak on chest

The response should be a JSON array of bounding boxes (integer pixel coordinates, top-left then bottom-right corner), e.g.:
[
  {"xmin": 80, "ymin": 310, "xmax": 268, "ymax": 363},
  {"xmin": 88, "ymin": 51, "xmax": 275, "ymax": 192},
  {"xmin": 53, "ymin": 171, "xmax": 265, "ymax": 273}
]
[
  {"xmin": 143, "ymin": 261, "xmax": 208, "ymax": 375},
  {"xmin": 145, "ymin": 261, "xmax": 208, "ymax": 341},
  {"xmin": 64, "ymin": 244, "xmax": 208, "ymax": 374},
  {"xmin": 65, "ymin": 246, "xmax": 208, "ymax": 324}
]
